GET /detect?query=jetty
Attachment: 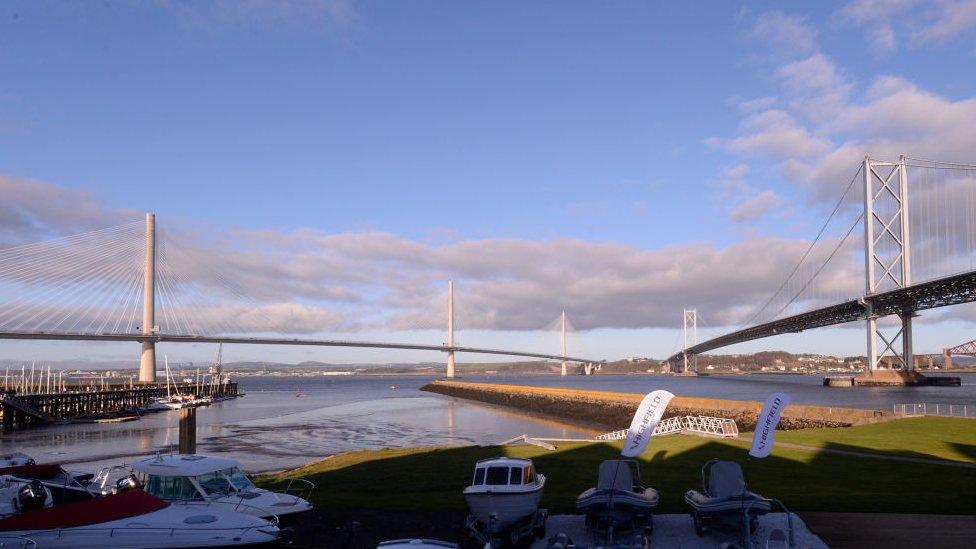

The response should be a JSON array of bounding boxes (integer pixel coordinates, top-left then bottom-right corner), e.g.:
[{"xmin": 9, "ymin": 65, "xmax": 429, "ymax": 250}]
[{"xmin": 1, "ymin": 381, "xmax": 238, "ymax": 430}]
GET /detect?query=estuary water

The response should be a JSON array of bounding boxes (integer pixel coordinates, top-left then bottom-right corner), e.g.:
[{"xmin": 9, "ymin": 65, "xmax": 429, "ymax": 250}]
[{"xmin": 1, "ymin": 373, "xmax": 973, "ymax": 474}]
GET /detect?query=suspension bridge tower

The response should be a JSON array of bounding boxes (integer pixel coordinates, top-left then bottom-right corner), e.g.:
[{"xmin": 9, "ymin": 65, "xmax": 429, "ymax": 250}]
[
  {"xmin": 861, "ymin": 155, "xmax": 916, "ymax": 377},
  {"xmin": 139, "ymin": 213, "xmax": 158, "ymax": 383},
  {"xmin": 683, "ymin": 309, "xmax": 698, "ymax": 374}
]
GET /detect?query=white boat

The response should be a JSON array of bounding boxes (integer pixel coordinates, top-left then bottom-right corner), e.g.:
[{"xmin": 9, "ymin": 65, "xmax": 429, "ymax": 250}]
[
  {"xmin": 123, "ymin": 453, "xmax": 313, "ymax": 526},
  {"xmin": 462, "ymin": 457, "xmax": 545, "ymax": 534},
  {"xmin": 0, "ymin": 463, "xmax": 97, "ymax": 505},
  {"xmin": 0, "ymin": 453, "xmax": 34, "ymax": 467},
  {"xmin": 0, "ymin": 479, "xmax": 279, "ymax": 548},
  {"xmin": 141, "ymin": 357, "xmax": 212, "ymax": 411}
]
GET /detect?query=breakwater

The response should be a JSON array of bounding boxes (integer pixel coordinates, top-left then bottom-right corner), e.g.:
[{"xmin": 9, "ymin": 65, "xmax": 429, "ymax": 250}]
[{"xmin": 422, "ymin": 381, "xmax": 887, "ymax": 430}]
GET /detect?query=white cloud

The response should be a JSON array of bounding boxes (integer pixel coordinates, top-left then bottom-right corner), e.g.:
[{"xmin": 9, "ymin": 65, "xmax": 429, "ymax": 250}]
[
  {"xmin": 838, "ymin": 0, "xmax": 976, "ymax": 51},
  {"xmin": 730, "ymin": 190, "xmax": 781, "ymax": 222},
  {"xmin": 722, "ymin": 109, "xmax": 833, "ymax": 160},
  {"xmin": 747, "ymin": 11, "xmax": 818, "ymax": 56},
  {"xmin": 0, "ymin": 173, "xmax": 850, "ymax": 333}
]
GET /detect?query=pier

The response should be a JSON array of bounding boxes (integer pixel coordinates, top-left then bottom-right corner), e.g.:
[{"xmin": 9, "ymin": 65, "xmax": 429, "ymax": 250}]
[{"xmin": 0, "ymin": 381, "xmax": 238, "ymax": 430}]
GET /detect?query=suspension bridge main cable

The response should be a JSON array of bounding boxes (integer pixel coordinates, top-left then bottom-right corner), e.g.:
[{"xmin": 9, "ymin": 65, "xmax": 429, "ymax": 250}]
[{"xmin": 745, "ymin": 164, "xmax": 863, "ymax": 325}]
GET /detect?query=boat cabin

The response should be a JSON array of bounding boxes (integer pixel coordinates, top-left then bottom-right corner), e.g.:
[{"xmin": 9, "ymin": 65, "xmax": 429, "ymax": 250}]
[
  {"xmin": 131, "ymin": 454, "xmax": 256, "ymax": 501},
  {"xmin": 470, "ymin": 458, "xmax": 538, "ymax": 489}
]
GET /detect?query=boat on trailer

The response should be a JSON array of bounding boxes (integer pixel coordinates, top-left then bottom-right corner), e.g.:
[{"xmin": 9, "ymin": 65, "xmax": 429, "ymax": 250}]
[{"xmin": 463, "ymin": 457, "xmax": 547, "ymax": 546}]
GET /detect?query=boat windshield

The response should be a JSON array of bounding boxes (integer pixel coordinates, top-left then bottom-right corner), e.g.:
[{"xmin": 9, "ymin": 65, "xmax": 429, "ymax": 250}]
[
  {"xmin": 145, "ymin": 475, "xmax": 203, "ymax": 500},
  {"xmin": 197, "ymin": 470, "xmax": 235, "ymax": 495},
  {"xmin": 485, "ymin": 466, "xmax": 509, "ymax": 485},
  {"xmin": 221, "ymin": 467, "xmax": 256, "ymax": 490}
]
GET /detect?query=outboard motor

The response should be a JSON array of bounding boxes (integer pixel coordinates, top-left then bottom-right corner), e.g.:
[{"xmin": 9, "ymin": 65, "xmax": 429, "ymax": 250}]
[
  {"xmin": 16, "ymin": 480, "xmax": 47, "ymax": 512},
  {"xmin": 115, "ymin": 474, "xmax": 142, "ymax": 493}
]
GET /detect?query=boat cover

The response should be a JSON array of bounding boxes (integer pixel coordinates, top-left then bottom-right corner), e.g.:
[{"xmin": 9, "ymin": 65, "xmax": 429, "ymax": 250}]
[
  {"xmin": 0, "ymin": 489, "xmax": 169, "ymax": 531},
  {"xmin": 0, "ymin": 464, "xmax": 65, "ymax": 480},
  {"xmin": 684, "ymin": 460, "xmax": 770, "ymax": 514}
]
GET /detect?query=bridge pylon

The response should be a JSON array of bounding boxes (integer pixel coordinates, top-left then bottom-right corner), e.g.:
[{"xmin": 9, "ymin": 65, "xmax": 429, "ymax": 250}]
[
  {"xmin": 560, "ymin": 310, "xmax": 568, "ymax": 376},
  {"xmin": 683, "ymin": 309, "xmax": 698, "ymax": 373},
  {"xmin": 139, "ymin": 212, "xmax": 157, "ymax": 383},
  {"xmin": 446, "ymin": 280, "xmax": 456, "ymax": 378},
  {"xmin": 863, "ymin": 155, "xmax": 914, "ymax": 372}
]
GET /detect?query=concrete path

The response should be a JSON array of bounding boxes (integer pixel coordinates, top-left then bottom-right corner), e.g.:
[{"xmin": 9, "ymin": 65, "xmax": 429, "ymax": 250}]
[{"xmin": 801, "ymin": 512, "xmax": 976, "ymax": 549}]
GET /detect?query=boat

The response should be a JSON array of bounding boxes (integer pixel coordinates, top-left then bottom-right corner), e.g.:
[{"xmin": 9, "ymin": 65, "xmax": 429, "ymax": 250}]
[
  {"xmin": 462, "ymin": 457, "xmax": 545, "ymax": 538},
  {"xmin": 0, "ymin": 483, "xmax": 280, "ymax": 548},
  {"xmin": 0, "ymin": 463, "xmax": 98, "ymax": 505},
  {"xmin": 0, "ymin": 453, "xmax": 34, "ymax": 467},
  {"xmin": 121, "ymin": 453, "xmax": 314, "ymax": 526},
  {"xmin": 576, "ymin": 460, "xmax": 658, "ymax": 534},
  {"xmin": 141, "ymin": 357, "xmax": 212, "ymax": 412},
  {"xmin": 377, "ymin": 540, "xmax": 458, "ymax": 548}
]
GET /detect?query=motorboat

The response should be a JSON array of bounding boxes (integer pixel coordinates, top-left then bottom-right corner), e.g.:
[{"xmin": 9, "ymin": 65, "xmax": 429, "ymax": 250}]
[
  {"xmin": 576, "ymin": 460, "xmax": 658, "ymax": 534},
  {"xmin": 0, "ymin": 463, "xmax": 98, "ymax": 505},
  {"xmin": 377, "ymin": 540, "xmax": 458, "ymax": 548},
  {"xmin": 684, "ymin": 460, "xmax": 770, "ymax": 536},
  {"xmin": 0, "ymin": 484, "xmax": 280, "ymax": 548},
  {"xmin": 124, "ymin": 453, "xmax": 313, "ymax": 526},
  {"xmin": 0, "ymin": 453, "xmax": 34, "ymax": 467},
  {"xmin": 462, "ymin": 457, "xmax": 546, "ymax": 540}
]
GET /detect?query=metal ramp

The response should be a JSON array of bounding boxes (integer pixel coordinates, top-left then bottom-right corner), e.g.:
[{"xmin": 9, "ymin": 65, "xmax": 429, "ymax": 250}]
[
  {"xmin": 0, "ymin": 393, "xmax": 54, "ymax": 424},
  {"xmin": 595, "ymin": 415, "xmax": 738, "ymax": 441}
]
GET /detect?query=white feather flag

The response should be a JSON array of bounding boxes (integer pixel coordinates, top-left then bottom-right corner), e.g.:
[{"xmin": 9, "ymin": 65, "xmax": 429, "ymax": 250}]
[
  {"xmin": 621, "ymin": 389, "xmax": 675, "ymax": 457},
  {"xmin": 749, "ymin": 392, "xmax": 792, "ymax": 458}
]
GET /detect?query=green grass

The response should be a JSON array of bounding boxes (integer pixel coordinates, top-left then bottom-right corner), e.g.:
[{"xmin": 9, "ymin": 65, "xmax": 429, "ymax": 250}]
[
  {"xmin": 777, "ymin": 416, "xmax": 976, "ymax": 463},
  {"xmin": 257, "ymin": 417, "xmax": 976, "ymax": 515}
]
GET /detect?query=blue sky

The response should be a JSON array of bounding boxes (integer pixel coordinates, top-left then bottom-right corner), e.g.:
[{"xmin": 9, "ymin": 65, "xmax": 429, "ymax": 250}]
[{"xmin": 2, "ymin": 1, "xmax": 976, "ymax": 365}]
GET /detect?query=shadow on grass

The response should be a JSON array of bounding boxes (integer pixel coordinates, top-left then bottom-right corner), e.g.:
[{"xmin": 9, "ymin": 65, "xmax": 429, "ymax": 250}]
[{"xmin": 259, "ymin": 435, "xmax": 976, "ymax": 516}]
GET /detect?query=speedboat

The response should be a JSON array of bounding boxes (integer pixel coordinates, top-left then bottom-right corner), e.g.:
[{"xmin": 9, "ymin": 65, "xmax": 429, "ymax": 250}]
[
  {"xmin": 462, "ymin": 457, "xmax": 545, "ymax": 536},
  {"xmin": 0, "ymin": 482, "xmax": 279, "ymax": 548},
  {"xmin": 576, "ymin": 460, "xmax": 658, "ymax": 534},
  {"xmin": 0, "ymin": 463, "xmax": 98, "ymax": 505},
  {"xmin": 0, "ymin": 453, "xmax": 34, "ymax": 468},
  {"xmin": 124, "ymin": 453, "xmax": 313, "ymax": 526}
]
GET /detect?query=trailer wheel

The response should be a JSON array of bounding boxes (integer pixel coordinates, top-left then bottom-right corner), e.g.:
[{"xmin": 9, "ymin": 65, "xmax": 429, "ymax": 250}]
[{"xmin": 508, "ymin": 526, "xmax": 521, "ymax": 547}]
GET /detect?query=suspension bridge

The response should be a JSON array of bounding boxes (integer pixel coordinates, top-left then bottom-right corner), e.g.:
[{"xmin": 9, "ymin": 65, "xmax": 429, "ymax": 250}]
[{"xmin": 667, "ymin": 156, "xmax": 976, "ymax": 383}]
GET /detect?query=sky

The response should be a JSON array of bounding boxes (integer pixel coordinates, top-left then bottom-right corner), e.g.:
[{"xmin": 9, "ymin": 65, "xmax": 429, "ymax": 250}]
[{"xmin": 1, "ymin": 1, "xmax": 976, "ymax": 365}]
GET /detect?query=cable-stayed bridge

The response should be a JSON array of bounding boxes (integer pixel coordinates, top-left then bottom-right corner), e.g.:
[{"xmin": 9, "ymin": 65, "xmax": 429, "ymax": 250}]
[
  {"xmin": 667, "ymin": 156, "xmax": 976, "ymax": 375},
  {"xmin": 0, "ymin": 217, "xmax": 596, "ymax": 382}
]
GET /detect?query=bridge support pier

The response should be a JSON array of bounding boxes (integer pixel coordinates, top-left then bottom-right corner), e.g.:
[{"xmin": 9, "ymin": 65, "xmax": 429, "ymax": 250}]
[{"xmin": 139, "ymin": 213, "xmax": 157, "ymax": 383}]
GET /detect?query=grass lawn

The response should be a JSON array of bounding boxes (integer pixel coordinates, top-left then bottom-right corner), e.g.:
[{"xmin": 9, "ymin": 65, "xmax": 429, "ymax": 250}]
[
  {"xmin": 776, "ymin": 416, "xmax": 976, "ymax": 463},
  {"xmin": 258, "ymin": 417, "xmax": 976, "ymax": 515}
]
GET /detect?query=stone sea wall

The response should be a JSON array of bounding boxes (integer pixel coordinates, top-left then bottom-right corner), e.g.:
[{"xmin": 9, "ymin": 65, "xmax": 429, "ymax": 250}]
[{"xmin": 421, "ymin": 381, "xmax": 888, "ymax": 430}]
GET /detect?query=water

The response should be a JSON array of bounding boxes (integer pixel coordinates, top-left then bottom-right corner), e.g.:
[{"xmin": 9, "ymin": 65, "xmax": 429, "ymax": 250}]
[{"xmin": 2, "ymin": 373, "xmax": 973, "ymax": 474}]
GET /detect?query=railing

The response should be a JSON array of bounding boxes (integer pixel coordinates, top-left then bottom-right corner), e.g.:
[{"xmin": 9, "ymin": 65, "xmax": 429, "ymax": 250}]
[
  {"xmin": 282, "ymin": 478, "xmax": 315, "ymax": 502},
  {"xmin": 893, "ymin": 403, "xmax": 976, "ymax": 418},
  {"xmin": 595, "ymin": 415, "xmax": 739, "ymax": 440},
  {"xmin": 0, "ymin": 535, "xmax": 37, "ymax": 548}
]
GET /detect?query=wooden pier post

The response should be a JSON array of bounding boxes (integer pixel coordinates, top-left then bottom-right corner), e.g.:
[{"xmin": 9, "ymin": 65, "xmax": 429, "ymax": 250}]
[{"xmin": 179, "ymin": 407, "xmax": 197, "ymax": 454}]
